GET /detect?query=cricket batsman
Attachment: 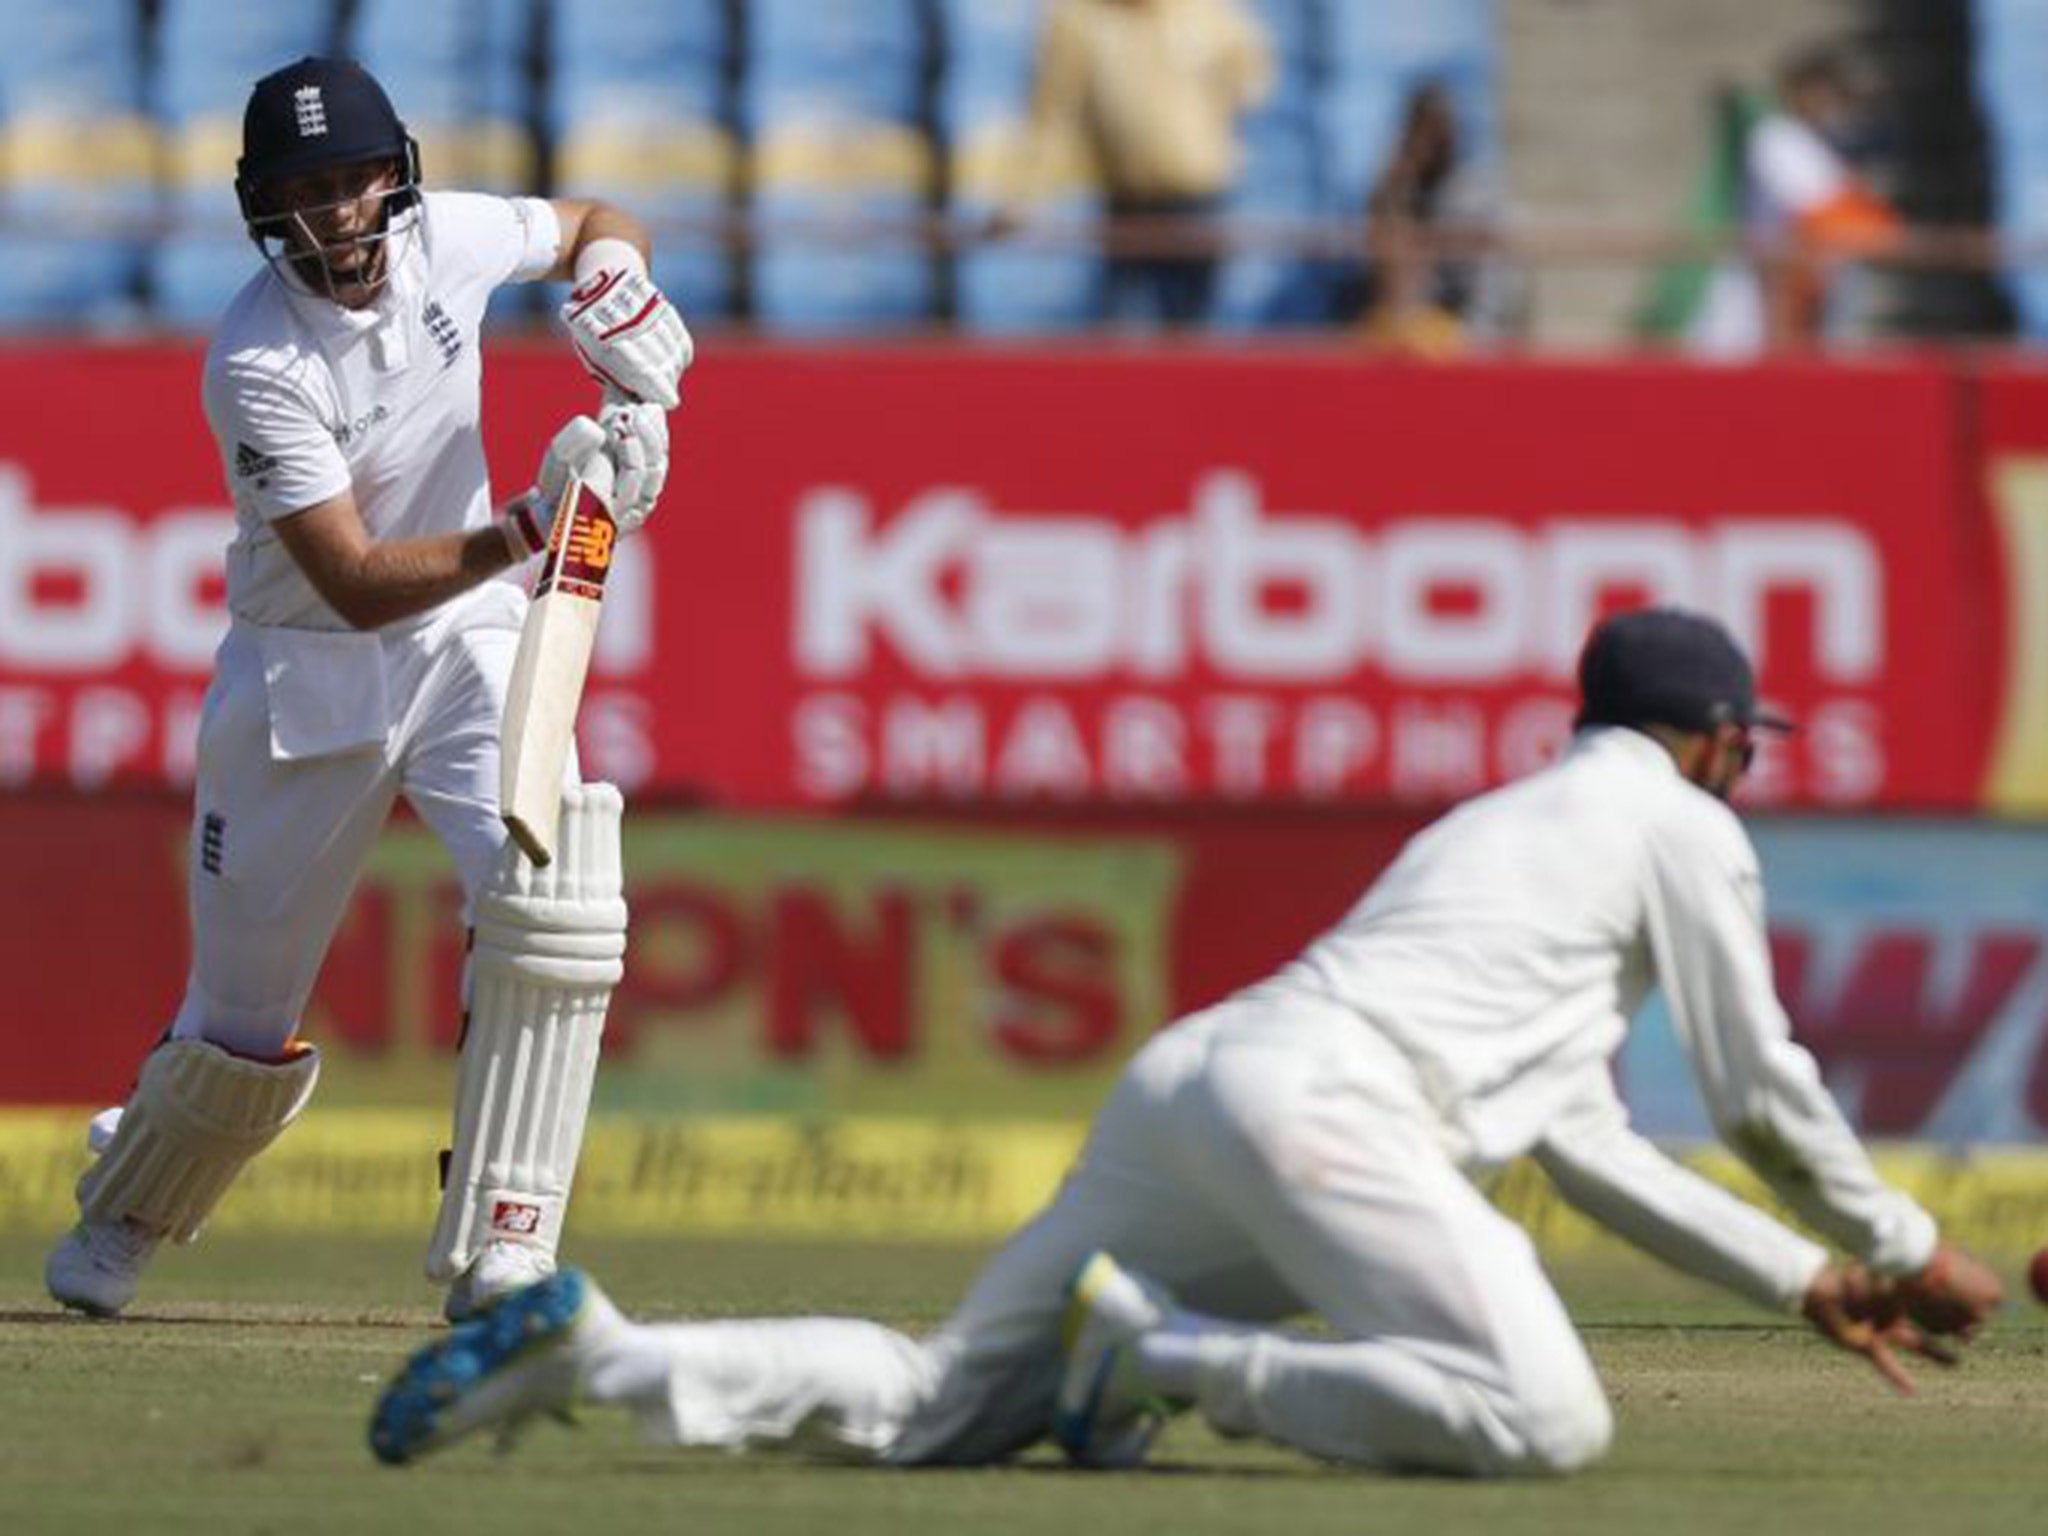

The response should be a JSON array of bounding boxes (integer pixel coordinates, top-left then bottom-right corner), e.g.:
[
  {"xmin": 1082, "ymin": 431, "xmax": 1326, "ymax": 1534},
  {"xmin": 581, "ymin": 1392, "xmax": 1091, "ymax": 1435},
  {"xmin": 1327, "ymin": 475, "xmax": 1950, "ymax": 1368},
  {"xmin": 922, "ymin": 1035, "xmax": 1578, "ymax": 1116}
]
[
  {"xmin": 369, "ymin": 607, "xmax": 2001, "ymax": 1475},
  {"xmin": 45, "ymin": 56, "xmax": 692, "ymax": 1320}
]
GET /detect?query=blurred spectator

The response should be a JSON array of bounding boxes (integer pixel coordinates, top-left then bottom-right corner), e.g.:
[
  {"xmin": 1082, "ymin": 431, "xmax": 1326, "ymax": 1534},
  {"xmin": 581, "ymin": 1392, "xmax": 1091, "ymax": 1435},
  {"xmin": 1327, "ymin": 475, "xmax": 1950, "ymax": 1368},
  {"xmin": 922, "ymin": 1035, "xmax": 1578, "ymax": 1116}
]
[
  {"xmin": 1349, "ymin": 81, "xmax": 1509, "ymax": 356},
  {"xmin": 1635, "ymin": 85, "xmax": 1760, "ymax": 348},
  {"xmin": 1689, "ymin": 46, "xmax": 1902, "ymax": 356},
  {"xmin": 994, "ymin": 0, "xmax": 1273, "ymax": 329}
]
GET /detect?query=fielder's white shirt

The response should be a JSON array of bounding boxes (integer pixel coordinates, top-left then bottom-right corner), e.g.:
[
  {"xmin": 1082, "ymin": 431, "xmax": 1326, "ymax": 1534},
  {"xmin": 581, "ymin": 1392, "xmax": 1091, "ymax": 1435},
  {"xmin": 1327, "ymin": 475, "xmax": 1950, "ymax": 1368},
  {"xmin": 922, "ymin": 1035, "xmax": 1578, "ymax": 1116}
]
[
  {"xmin": 1266, "ymin": 725, "xmax": 1937, "ymax": 1306},
  {"xmin": 204, "ymin": 190, "xmax": 562, "ymax": 630}
]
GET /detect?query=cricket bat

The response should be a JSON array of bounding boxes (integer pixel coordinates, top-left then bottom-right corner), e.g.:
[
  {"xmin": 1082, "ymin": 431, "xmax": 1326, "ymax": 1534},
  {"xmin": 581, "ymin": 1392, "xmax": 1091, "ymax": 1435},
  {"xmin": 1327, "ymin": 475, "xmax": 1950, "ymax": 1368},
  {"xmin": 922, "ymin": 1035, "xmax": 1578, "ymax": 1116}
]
[{"xmin": 499, "ymin": 471, "xmax": 619, "ymax": 866}]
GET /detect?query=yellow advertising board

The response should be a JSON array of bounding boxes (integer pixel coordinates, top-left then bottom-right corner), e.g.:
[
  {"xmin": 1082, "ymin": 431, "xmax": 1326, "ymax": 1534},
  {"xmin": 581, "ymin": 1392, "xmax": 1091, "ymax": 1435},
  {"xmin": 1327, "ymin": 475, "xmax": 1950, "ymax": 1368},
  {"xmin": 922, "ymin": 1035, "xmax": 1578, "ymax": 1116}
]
[
  {"xmin": 294, "ymin": 815, "xmax": 1182, "ymax": 1120},
  {"xmin": 1984, "ymin": 457, "xmax": 2048, "ymax": 814},
  {"xmin": 9, "ymin": 1108, "xmax": 2048, "ymax": 1259}
]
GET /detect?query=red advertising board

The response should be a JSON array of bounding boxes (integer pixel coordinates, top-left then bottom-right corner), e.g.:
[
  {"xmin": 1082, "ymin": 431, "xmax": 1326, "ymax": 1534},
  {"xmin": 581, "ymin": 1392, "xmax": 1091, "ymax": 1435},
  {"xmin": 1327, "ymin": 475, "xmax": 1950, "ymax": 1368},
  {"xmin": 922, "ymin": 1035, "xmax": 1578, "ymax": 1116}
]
[
  {"xmin": 0, "ymin": 793, "xmax": 1416, "ymax": 1108},
  {"xmin": 664, "ymin": 349, "xmax": 1994, "ymax": 810},
  {"xmin": 0, "ymin": 345, "xmax": 2016, "ymax": 809},
  {"xmin": 8, "ymin": 795, "xmax": 2048, "ymax": 1146}
]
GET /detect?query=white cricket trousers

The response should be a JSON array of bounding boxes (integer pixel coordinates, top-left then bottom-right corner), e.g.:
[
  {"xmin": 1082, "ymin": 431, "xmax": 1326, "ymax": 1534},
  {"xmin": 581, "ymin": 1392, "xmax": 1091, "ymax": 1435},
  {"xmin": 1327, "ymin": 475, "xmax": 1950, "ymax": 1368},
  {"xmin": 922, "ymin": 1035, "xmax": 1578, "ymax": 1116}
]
[
  {"xmin": 584, "ymin": 992, "xmax": 1614, "ymax": 1475},
  {"xmin": 168, "ymin": 583, "xmax": 538, "ymax": 1056}
]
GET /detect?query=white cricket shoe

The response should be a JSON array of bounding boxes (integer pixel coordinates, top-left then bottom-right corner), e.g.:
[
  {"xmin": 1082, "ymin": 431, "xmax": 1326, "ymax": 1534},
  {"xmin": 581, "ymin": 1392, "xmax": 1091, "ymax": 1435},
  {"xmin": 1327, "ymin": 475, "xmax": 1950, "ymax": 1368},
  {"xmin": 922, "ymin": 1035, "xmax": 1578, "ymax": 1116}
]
[
  {"xmin": 371, "ymin": 1269, "xmax": 611, "ymax": 1464},
  {"xmin": 45, "ymin": 1217, "xmax": 163, "ymax": 1317},
  {"xmin": 444, "ymin": 1241, "xmax": 555, "ymax": 1323},
  {"xmin": 1053, "ymin": 1251, "xmax": 1186, "ymax": 1468},
  {"xmin": 85, "ymin": 1106, "xmax": 123, "ymax": 1155}
]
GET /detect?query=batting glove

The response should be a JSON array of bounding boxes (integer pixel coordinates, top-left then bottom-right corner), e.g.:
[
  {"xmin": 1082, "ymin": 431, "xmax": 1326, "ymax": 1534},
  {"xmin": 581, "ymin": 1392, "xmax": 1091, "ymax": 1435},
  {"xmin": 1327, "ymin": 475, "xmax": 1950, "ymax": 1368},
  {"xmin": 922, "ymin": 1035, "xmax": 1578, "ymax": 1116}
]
[
  {"xmin": 499, "ymin": 416, "xmax": 614, "ymax": 561},
  {"xmin": 560, "ymin": 265, "xmax": 693, "ymax": 410},
  {"xmin": 599, "ymin": 395, "xmax": 667, "ymax": 535}
]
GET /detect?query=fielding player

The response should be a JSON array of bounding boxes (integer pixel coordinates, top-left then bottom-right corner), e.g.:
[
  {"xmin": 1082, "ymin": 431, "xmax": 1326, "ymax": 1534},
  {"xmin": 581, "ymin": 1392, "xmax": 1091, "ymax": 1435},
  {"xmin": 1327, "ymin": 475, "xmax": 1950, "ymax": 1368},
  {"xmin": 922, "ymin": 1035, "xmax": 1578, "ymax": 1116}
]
[
  {"xmin": 369, "ymin": 608, "xmax": 2002, "ymax": 1475},
  {"xmin": 44, "ymin": 57, "xmax": 692, "ymax": 1320}
]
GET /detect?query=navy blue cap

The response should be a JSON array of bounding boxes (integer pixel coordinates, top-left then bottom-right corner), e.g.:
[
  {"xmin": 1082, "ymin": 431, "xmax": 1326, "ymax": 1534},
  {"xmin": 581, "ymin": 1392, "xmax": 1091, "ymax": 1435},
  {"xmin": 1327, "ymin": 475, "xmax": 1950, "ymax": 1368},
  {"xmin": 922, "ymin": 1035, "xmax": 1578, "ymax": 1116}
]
[
  {"xmin": 1576, "ymin": 607, "xmax": 1794, "ymax": 734},
  {"xmin": 236, "ymin": 57, "xmax": 416, "ymax": 193}
]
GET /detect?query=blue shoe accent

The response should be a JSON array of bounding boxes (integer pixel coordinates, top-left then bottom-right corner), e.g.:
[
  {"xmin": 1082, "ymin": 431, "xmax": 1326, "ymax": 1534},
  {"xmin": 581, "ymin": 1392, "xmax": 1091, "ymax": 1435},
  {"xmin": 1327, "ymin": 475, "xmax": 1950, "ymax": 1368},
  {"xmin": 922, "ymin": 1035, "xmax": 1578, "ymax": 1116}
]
[
  {"xmin": 1051, "ymin": 1346, "xmax": 1119, "ymax": 1458},
  {"xmin": 1051, "ymin": 1252, "xmax": 1183, "ymax": 1468},
  {"xmin": 1051, "ymin": 1252, "xmax": 1121, "ymax": 1460},
  {"xmin": 369, "ymin": 1269, "xmax": 589, "ymax": 1466}
]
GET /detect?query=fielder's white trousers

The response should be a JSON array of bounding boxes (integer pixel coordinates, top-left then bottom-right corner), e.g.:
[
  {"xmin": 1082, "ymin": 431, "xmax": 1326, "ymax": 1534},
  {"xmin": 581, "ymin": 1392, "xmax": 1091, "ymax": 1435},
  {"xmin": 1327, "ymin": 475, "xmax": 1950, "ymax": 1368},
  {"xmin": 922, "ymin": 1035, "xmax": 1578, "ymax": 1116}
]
[
  {"xmin": 168, "ymin": 583, "xmax": 539, "ymax": 1057},
  {"xmin": 586, "ymin": 992, "xmax": 1614, "ymax": 1475}
]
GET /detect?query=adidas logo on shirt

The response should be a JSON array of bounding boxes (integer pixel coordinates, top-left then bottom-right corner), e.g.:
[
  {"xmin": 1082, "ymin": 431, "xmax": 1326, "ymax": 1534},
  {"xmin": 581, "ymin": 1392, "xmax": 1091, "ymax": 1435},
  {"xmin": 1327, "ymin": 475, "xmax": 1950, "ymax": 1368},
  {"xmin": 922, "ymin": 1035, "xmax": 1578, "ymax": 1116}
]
[
  {"xmin": 235, "ymin": 441, "xmax": 279, "ymax": 484},
  {"xmin": 200, "ymin": 812, "xmax": 226, "ymax": 876}
]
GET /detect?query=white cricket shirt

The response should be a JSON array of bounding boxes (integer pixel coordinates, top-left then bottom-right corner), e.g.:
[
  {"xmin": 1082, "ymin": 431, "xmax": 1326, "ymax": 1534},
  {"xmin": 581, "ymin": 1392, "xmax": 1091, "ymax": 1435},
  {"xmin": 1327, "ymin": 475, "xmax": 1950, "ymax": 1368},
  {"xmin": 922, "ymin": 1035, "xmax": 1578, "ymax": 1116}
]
[
  {"xmin": 1266, "ymin": 725, "xmax": 1937, "ymax": 1306},
  {"xmin": 203, "ymin": 191, "xmax": 563, "ymax": 630}
]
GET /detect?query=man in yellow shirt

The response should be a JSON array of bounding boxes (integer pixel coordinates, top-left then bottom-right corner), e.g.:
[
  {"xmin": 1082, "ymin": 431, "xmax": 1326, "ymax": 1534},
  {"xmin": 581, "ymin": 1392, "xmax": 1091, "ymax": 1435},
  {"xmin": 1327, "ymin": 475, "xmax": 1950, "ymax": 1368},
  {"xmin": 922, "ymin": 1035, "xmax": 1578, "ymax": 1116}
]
[{"xmin": 997, "ymin": 0, "xmax": 1272, "ymax": 328}]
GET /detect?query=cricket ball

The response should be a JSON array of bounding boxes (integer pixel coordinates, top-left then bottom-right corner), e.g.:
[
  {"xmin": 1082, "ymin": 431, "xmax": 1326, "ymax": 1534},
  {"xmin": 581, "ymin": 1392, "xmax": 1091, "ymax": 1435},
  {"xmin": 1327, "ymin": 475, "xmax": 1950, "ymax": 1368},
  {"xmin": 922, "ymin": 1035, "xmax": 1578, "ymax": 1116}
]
[{"xmin": 2029, "ymin": 1247, "xmax": 2048, "ymax": 1306}]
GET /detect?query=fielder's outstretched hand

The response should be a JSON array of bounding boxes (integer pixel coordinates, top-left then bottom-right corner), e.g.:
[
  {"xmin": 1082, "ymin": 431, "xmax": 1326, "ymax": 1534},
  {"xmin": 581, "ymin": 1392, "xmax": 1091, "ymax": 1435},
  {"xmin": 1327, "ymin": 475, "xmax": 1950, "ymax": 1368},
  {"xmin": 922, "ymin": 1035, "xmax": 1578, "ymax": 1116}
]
[
  {"xmin": 1892, "ymin": 1244, "xmax": 2004, "ymax": 1341},
  {"xmin": 1800, "ymin": 1258, "xmax": 1989, "ymax": 1395}
]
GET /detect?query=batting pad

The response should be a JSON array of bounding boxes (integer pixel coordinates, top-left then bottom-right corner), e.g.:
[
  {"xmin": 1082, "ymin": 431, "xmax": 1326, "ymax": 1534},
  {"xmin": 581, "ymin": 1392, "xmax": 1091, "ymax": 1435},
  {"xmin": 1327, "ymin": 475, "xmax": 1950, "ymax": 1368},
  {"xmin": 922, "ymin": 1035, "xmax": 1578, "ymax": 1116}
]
[
  {"xmin": 78, "ymin": 1037, "xmax": 321, "ymax": 1242},
  {"xmin": 427, "ymin": 781, "xmax": 627, "ymax": 1281}
]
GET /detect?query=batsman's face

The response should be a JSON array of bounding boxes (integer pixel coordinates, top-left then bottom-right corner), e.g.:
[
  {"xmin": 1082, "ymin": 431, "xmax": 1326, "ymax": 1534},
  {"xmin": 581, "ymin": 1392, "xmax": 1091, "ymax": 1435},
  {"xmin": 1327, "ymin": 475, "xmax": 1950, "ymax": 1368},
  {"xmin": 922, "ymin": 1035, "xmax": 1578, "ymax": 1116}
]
[
  {"xmin": 1694, "ymin": 724, "xmax": 1757, "ymax": 802},
  {"xmin": 261, "ymin": 160, "xmax": 403, "ymax": 309}
]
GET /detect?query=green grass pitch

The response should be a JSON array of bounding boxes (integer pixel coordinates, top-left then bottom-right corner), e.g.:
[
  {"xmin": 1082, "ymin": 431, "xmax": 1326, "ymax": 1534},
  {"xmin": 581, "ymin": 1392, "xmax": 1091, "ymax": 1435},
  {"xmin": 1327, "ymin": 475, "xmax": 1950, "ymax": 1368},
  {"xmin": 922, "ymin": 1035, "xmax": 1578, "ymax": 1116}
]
[{"xmin": 2, "ymin": 1233, "xmax": 2044, "ymax": 1535}]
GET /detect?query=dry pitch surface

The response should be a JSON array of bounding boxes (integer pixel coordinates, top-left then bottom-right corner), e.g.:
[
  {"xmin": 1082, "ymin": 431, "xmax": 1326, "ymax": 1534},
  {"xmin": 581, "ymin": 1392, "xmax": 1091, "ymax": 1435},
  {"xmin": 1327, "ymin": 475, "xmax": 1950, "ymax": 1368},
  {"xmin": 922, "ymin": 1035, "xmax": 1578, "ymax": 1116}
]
[{"xmin": 2, "ymin": 1234, "xmax": 2044, "ymax": 1536}]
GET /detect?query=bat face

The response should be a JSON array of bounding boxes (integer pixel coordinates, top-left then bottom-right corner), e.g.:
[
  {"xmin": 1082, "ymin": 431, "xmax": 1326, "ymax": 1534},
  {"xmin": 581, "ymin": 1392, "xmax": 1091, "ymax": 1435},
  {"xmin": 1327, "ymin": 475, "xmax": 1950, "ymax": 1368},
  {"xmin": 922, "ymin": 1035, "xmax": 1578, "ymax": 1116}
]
[{"xmin": 501, "ymin": 472, "xmax": 617, "ymax": 866}]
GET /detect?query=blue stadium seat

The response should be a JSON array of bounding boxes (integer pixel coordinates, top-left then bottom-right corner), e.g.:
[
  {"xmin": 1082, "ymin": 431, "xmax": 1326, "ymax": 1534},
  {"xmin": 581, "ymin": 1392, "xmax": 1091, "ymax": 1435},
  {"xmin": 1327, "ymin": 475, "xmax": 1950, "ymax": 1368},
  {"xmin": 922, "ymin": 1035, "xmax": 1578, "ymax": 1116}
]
[
  {"xmin": 1974, "ymin": 0, "xmax": 2048, "ymax": 338},
  {"xmin": 1250, "ymin": 0, "xmax": 1321, "ymax": 70},
  {"xmin": 549, "ymin": 0, "xmax": 736, "ymax": 323},
  {"xmin": 1317, "ymin": 0, "xmax": 1497, "ymax": 73},
  {"xmin": 151, "ymin": 0, "xmax": 341, "ymax": 330},
  {"xmin": 742, "ymin": 0, "xmax": 938, "ymax": 333},
  {"xmin": 1214, "ymin": 0, "xmax": 1332, "ymax": 330},
  {"xmin": 348, "ymin": 0, "xmax": 535, "ymax": 192},
  {"xmin": 750, "ymin": 143, "xmax": 939, "ymax": 336},
  {"xmin": 0, "ymin": 0, "xmax": 153, "ymax": 329},
  {"xmin": 347, "ymin": 0, "xmax": 538, "ymax": 325},
  {"xmin": 937, "ymin": 0, "xmax": 1103, "ymax": 333},
  {"xmin": 935, "ymin": 0, "xmax": 1046, "ymax": 111},
  {"xmin": 1314, "ymin": 0, "xmax": 1498, "ymax": 216},
  {"xmin": 740, "ymin": 0, "xmax": 928, "ymax": 134},
  {"xmin": 1215, "ymin": 95, "xmax": 1333, "ymax": 331},
  {"xmin": 551, "ymin": 0, "xmax": 728, "ymax": 125}
]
